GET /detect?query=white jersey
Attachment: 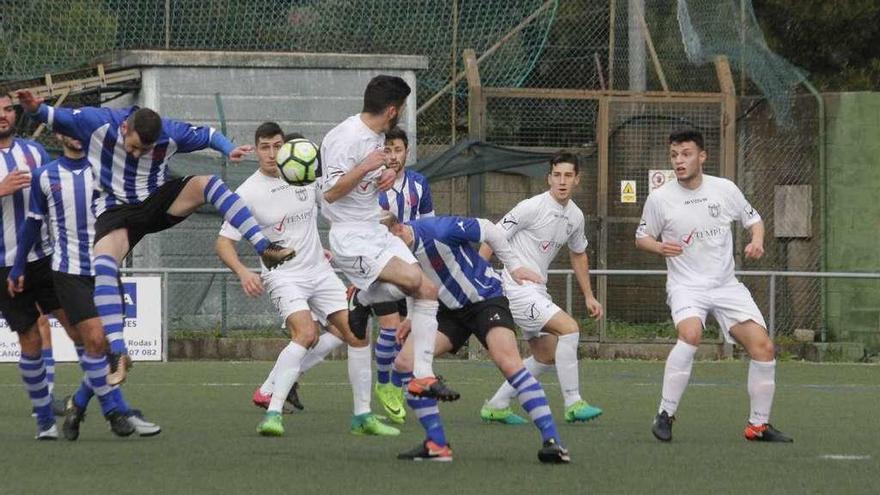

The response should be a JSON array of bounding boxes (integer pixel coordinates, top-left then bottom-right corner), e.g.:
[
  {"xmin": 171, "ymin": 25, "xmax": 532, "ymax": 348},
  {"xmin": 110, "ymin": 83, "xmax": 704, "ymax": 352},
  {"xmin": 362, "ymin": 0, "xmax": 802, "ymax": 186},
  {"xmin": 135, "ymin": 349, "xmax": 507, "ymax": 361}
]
[
  {"xmin": 498, "ymin": 191, "xmax": 588, "ymax": 285},
  {"xmin": 219, "ymin": 171, "xmax": 328, "ymax": 277},
  {"xmin": 319, "ymin": 114, "xmax": 385, "ymax": 224},
  {"xmin": 636, "ymin": 174, "xmax": 761, "ymax": 291}
]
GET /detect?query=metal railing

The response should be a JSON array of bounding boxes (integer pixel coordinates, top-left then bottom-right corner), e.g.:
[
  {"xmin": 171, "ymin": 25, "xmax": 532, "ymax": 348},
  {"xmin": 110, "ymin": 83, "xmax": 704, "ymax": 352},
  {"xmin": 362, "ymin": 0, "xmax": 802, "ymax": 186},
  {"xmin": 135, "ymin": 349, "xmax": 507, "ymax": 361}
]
[{"xmin": 122, "ymin": 267, "xmax": 880, "ymax": 346}]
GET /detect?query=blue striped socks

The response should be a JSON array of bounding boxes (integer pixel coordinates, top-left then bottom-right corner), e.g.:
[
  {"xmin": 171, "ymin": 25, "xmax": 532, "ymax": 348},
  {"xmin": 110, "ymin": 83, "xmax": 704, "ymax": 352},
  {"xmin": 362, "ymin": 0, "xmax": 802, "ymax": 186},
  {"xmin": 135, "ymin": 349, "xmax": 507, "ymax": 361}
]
[
  {"xmin": 79, "ymin": 353, "xmax": 119, "ymax": 416},
  {"xmin": 94, "ymin": 254, "xmax": 127, "ymax": 354},
  {"xmin": 19, "ymin": 353, "xmax": 53, "ymax": 428},
  {"xmin": 375, "ymin": 328, "xmax": 397, "ymax": 384},
  {"xmin": 205, "ymin": 176, "xmax": 268, "ymax": 254},
  {"xmin": 508, "ymin": 367, "xmax": 560, "ymax": 443},
  {"xmin": 72, "ymin": 346, "xmax": 130, "ymax": 415},
  {"xmin": 401, "ymin": 370, "xmax": 447, "ymax": 446}
]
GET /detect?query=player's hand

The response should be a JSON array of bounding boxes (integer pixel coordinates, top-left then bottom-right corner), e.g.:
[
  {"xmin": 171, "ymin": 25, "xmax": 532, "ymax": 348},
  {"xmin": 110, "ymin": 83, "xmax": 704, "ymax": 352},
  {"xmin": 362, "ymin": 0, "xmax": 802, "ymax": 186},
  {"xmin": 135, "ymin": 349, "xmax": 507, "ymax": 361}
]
[
  {"xmin": 359, "ymin": 149, "xmax": 388, "ymax": 173},
  {"xmin": 396, "ymin": 319, "xmax": 412, "ymax": 344},
  {"xmin": 239, "ymin": 271, "xmax": 263, "ymax": 297},
  {"xmin": 744, "ymin": 241, "xmax": 764, "ymax": 260},
  {"xmin": 586, "ymin": 295, "xmax": 604, "ymax": 319},
  {"xmin": 7, "ymin": 276, "xmax": 24, "ymax": 298},
  {"xmin": 510, "ymin": 266, "xmax": 544, "ymax": 285},
  {"xmin": 0, "ymin": 169, "xmax": 31, "ymax": 196},
  {"xmin": 15, "ymin": 90, "xmax": 43, "ymax": 113},
  {"xmin": 228, "ymin": 145, "xmax": 254, "ymax": 163},
  {"xmin": 377, "ymin": 168, "xmax": 396, "ymax": 191},
  {"xmin": 659, "ymin": 242, "xmax": 684, "ymax": 257}
]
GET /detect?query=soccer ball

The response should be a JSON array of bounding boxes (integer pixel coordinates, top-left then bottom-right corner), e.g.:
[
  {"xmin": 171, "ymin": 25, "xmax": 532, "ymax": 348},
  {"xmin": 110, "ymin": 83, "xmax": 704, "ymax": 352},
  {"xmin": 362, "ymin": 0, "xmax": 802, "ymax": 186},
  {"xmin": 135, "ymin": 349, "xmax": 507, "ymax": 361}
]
[{"xmin": 276, "ymin": 138, "xmax": 320, "ymax": 185}]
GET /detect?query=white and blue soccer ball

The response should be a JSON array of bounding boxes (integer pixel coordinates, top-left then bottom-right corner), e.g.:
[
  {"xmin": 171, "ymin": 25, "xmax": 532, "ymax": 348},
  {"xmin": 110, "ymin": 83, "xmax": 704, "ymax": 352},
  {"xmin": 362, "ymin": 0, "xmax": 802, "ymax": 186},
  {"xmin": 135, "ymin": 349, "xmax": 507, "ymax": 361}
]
[{"xmin": 276, "ymin": 138, "xmax": 319, "ymax": 185}]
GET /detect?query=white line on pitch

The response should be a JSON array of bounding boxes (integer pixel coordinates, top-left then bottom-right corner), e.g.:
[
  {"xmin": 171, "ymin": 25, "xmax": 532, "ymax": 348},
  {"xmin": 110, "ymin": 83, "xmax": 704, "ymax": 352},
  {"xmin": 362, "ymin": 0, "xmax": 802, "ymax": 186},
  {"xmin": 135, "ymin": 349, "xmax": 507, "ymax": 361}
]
[{"xmin": 819, "ymin": 455, "xmax": 872, "ymax": 461}]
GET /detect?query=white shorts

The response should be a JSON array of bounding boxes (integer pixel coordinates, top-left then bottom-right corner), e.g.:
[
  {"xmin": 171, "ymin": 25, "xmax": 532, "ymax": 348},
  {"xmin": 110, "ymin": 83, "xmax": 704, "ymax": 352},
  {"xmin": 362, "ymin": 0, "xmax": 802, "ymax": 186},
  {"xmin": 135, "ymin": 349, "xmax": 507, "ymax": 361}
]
[
  {"xmin": 328, "ymin": 223, "xmax": 417, "ymax": 289},
  {"xmin": 504, "ymin": 281, "xmax": 563, "ymax": 340},
  {"xmin": 263, "ymin": 267, "xmax": 347, "ymax": 326},
  {"xmin": 667, "ymin": 282, "xmax": 767, "ymax": 344}
]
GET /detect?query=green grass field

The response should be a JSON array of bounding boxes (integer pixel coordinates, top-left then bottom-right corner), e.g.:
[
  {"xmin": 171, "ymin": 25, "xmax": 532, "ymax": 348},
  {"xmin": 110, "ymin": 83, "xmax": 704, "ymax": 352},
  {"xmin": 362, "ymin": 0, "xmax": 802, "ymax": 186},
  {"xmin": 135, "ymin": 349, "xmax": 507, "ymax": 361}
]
[{"xmin": 2, "ymin": 360, "xmax": 878, "ymax": 494}]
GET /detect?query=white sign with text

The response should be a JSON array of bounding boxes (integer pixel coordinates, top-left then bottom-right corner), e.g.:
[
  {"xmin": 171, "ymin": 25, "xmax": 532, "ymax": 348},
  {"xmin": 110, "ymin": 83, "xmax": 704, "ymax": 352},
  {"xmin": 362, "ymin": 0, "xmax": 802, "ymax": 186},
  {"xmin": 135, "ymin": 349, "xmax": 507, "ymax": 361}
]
[{"xmin": 0, "ymin": 277, "xmax": 162, "ymax": 362}]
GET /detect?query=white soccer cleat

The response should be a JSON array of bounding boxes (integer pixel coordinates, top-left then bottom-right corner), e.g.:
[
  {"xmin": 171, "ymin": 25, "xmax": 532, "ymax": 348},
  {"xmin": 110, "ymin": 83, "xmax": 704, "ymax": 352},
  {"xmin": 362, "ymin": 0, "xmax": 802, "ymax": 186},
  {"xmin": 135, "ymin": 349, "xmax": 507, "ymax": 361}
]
[{"xmin": 127, "ymin": 410, "xmax": 162, "ymax": 437}]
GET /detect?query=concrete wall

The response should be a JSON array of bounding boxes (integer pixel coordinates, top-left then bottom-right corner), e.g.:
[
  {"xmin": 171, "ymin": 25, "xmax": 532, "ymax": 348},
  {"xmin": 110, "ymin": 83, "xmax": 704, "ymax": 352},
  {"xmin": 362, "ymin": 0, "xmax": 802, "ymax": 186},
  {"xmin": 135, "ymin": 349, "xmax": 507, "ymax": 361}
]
[
  {"xmin": 824, "ymin": 92, "xmax": 880, "ymax": 351},
  {"xmin": 99, "ymin": 50, "xmax": 427, "ymax": 330}
]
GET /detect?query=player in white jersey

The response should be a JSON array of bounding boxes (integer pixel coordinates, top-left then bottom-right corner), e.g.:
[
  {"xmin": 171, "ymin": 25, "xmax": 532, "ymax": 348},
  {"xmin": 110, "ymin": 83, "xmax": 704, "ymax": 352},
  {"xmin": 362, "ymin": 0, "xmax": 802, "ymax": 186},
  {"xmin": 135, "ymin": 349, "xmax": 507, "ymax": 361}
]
[
  {"xmin": 320, "ymin": 75, "xmax": 458, "ymax": 401},
  {"xmin": 636, "ymin": 129, "xmax": 792, "ymax": 443},
  {"xmin": 480, "ymin": 153, "xmax": 605, "ymax": 425},
  {"xmin": 216, "ymin": 123, "xmax": 398, "ymax": 437}
]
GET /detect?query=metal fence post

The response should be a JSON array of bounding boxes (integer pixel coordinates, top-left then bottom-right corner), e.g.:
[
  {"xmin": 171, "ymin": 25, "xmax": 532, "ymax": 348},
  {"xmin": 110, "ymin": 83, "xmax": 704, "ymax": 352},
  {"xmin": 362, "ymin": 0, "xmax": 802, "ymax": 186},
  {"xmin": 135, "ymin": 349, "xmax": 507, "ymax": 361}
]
[
  {"xmin": 162, "ymin": 271, "xmax": 169, "ymax": 362},
  {"xmin": 566, "ymin": 273, "xmax": 573, "ymax": 315},
  {"xmin": 768, "ymin": 273, "xmax": 776, "ymax": 339}
]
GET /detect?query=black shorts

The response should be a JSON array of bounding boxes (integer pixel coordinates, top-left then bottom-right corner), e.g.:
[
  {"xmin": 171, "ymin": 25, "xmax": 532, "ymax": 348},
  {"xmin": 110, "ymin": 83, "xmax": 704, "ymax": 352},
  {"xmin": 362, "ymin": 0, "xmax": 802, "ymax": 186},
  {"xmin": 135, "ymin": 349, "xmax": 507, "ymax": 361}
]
[
  {"xmin": 51, "ymin": 272, "xmax": 98, "ymax": 326},
  {"xmin": 437, "ymin": 296, "xmax": 516, "ymax": 354},
  {"xmin": 373, "ymin": 299, "xmax": 408, "ymax": 318},
  {"xmin": 94, "ymin": 175, "xmax": 195, "ymax": 248},
  {"xmin": 0, "ymin": 257, "xmax": 60, "ymax": 333}
]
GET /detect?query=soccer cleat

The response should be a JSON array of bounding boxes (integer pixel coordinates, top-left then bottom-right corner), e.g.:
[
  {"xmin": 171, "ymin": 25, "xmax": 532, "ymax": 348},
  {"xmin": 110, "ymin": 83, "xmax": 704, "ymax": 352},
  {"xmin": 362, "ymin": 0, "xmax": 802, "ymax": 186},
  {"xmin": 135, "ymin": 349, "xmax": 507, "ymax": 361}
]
[
  {"xmin": 564, "ymin": 400, "xmax": 603, "ymax": 423},
  {"xmin": 480, "ymin": 404, "xmax": 528, "ymax": 425},
  {"xmin": 407, "ymin": 376, "xmax": 460, "ymax": 402},
  {"xmin": 537, "ymin": 438, "xmax": 571, "ymax": 464},
  {"xmin": 397, "ymin": 440, "xmax": 453, "ymax": 462},
  {"xmin": 127, "ymin": 410, "xmax": 162, "ymax": 437},
  {"xmin": 106, "ymin": 410, "xmax": 136, "ymax": 437},
  {"xmin": 257, "ymin": 411, "xmax": 284, "ymax": 437},
  {"xmin": 744, "ymin": 423, "xmax": 794, "ymax": 443},
  {"xmin": 36, "ymin": 423, "xmax": 58, "ymax": 440},
  {"xmin": 375, "ymin": 383, "xmax": 406, "ymax": 424},
  {"xmin": 62, "ymin": 396, "xmax": 86, "ymax": 441},
  {"xmin": 346, "ymin": 286, "xmax": 371, "ymax": 340},
  {"xmin": 261, "ymin": 242, "xmax": 295, "ymax": 270},
  {"xmin": 285, "ymin": 382, "xmax": 304, "ymax": 411},
  {"xmin": 107, "ymin": 351, "xmax": 133, "ymax": 386},
  {"xmin": 252, "ymin": 387, "xmax": 271, "ymax": 410},
  {"xmin": 652, "ymin": 410, "xmax": 675, "ymax": 442},
  {"xmin": 350, "ymin": 413, "xmax": 400, "ymax": 436}
]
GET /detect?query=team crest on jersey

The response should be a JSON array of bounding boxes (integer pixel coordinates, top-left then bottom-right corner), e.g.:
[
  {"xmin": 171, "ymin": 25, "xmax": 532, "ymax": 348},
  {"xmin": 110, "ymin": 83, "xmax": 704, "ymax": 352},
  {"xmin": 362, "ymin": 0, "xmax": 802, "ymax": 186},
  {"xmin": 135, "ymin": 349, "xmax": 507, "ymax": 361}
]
[
  {"xmin": 708, "ymin": 202, "xmax": 720, "ymax": 218},
  {"xmin": 295, "ymin": 187, "xmax": 308, "ymax": 202},
  {"xmin": 744, "ymin": 205, "xmax": 756, "ymax": 217},
  {"xmin": 50, "ymin": 183, "xmax": 62, "ymax": 193}
]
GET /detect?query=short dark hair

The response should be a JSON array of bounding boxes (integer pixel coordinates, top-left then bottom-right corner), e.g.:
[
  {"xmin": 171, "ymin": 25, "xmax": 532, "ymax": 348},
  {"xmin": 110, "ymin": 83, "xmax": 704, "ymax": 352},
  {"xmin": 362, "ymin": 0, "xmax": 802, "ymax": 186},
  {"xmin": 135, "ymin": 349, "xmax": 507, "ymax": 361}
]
[
  {"xmin": 549, "ymin": 151, "xmax": 580, "ymax": 175},
  {"xmin": 283, "ymin": 132, "xmax": 304, "ymax": 141},
  {"xmin": 384, "ymin": 127, "xmax": 408, "ymax": 148},
  {"xmin": 129, "ymin": 108, "xmax": 162, "ymax": 145},
  {"xmin": 669, "ymin": 129, "xmax": 704, "ymax": 150},
  {"xmin": 362, "ymin": 75, "xmax": 411, "ymax": 114},
  {"xmin": 255, "ymin": 122, "xmax": 284, "ymax": 144}
]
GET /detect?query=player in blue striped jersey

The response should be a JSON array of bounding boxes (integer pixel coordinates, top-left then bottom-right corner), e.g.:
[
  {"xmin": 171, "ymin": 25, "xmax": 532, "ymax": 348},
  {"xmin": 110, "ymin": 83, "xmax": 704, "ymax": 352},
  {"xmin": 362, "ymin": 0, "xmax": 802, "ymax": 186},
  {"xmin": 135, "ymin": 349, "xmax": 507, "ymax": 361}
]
[
  {"xmin": 0, "ymin": 94, "xmax": 61, "ymax": 439},
  {"xmin": 9, "ymin": 133, "xmax": 161, "ymax": 440},
  {"xmin": 385, "ymin": 213, "xmax": 570, "ymax": 463},
  {"xmin": 17, "ymin": 90, "xmax": 294, "ymax": 383},
  {"xmin": 371, "ymin": 127, "xmax": 434, "ymax": 423}
]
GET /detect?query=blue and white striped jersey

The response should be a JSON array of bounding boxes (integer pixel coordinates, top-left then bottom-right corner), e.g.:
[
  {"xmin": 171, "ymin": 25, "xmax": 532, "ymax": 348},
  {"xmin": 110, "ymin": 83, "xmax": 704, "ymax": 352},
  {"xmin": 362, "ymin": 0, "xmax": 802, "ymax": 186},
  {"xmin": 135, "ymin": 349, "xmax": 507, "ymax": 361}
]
[
  {"xmin": 0, "ymin": 138, "xmax": 52, "ymax": 266},
  {"xmin": 28, "ymin": 156, "xmax": 96, "ymax": 276},
  {"xmin": 34, "ymin": 104, "xmax": 234, "ymax": 216},
  {"xmin": 379, "ymin": 169, "xmax": 434, "ymax": 222},
  {"xmin": 409, "ymin": 216, "xmax": 503, "ymax": 310}
]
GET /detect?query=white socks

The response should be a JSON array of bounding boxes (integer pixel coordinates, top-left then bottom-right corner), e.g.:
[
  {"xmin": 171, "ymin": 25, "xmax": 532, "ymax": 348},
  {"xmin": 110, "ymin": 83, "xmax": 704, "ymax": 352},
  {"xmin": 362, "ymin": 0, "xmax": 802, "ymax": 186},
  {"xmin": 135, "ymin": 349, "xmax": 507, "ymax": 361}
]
[
  {"xmin": 347, "ymin": 344, "xmax": 373, "ymax": 416},
  {"xmin": 747, "ymin": 359, "xmax": 776, "ymax": 425},
  {"xmin": 486, "ymin": 355, "xmax": 555, "ymax": 409},
  {"xmin": 410, "ymin": 299, "xmax": 439, "ymax": 378},
  {"xmin": 555, "ymin": 333, "xmax": 582, "ymax": 407},
  {"xmin": 301, "ymin": 333, "xmax": 344, "ymax": 374},
  {"xmin": 267, "ymin": 342, "xmax": 308, "ymax": 413},
  {"xmin": 659, "ymin": 340, "xmax": 698, "ymax": 416}
]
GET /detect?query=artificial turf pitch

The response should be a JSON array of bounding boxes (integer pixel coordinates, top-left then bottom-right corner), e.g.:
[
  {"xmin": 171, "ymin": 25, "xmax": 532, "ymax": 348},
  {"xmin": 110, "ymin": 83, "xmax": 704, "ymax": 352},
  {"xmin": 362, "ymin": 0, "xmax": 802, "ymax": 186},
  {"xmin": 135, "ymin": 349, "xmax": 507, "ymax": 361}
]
[{"xmin": 1, "ymin": 360, "xmax": 878, "ymax": 494}]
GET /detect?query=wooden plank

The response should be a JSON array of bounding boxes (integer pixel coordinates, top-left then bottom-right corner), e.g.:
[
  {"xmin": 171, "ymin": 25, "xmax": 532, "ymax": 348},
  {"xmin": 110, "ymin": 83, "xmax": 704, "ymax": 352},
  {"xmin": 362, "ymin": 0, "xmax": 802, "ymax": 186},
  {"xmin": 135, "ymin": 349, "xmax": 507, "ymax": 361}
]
[
  {"xmin": 608, "ymin": 0, "xmax": 616, "ymax": 91},
  {"xmin": 464, "ymin": 48, "xmax": 485, "ymax": 217},
  {"xmin": 637, "ymin": 8, "xmax": 669, "ymax": 92},
  {"xmin": 596, "ymin": 96, "xmax": 610, "ymax": 340},
  {"xmin": 483, "ymin": 87, "xmax": 723, "ymax": 102},
  {"xmin": 6, "ymin": 68, "xmax": 141, "ymax": 104},
  {"xmin": 714, "ymin": 56, "xmax": 736, "ymax": 180}
]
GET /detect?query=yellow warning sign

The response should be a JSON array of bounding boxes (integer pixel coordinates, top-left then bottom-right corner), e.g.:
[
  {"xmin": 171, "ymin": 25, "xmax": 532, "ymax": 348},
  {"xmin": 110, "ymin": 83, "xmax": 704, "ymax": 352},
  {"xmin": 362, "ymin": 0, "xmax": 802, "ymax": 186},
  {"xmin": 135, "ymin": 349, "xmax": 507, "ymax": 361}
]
[{"xmin": 620, "ymin": 180, "xmax": 637, "ymax": 203}]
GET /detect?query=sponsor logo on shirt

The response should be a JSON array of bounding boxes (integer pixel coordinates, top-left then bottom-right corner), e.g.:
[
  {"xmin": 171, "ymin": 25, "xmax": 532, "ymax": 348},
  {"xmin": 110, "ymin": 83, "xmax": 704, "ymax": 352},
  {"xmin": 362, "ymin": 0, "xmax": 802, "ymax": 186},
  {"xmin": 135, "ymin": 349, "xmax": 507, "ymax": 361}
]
[
  {"xmin": 539, "ymin": 240, "xmax": 563, "ymax": 252},
  {"xmin": 681, "ymin": 226, "xmax": 725, "ymax": 246}
]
